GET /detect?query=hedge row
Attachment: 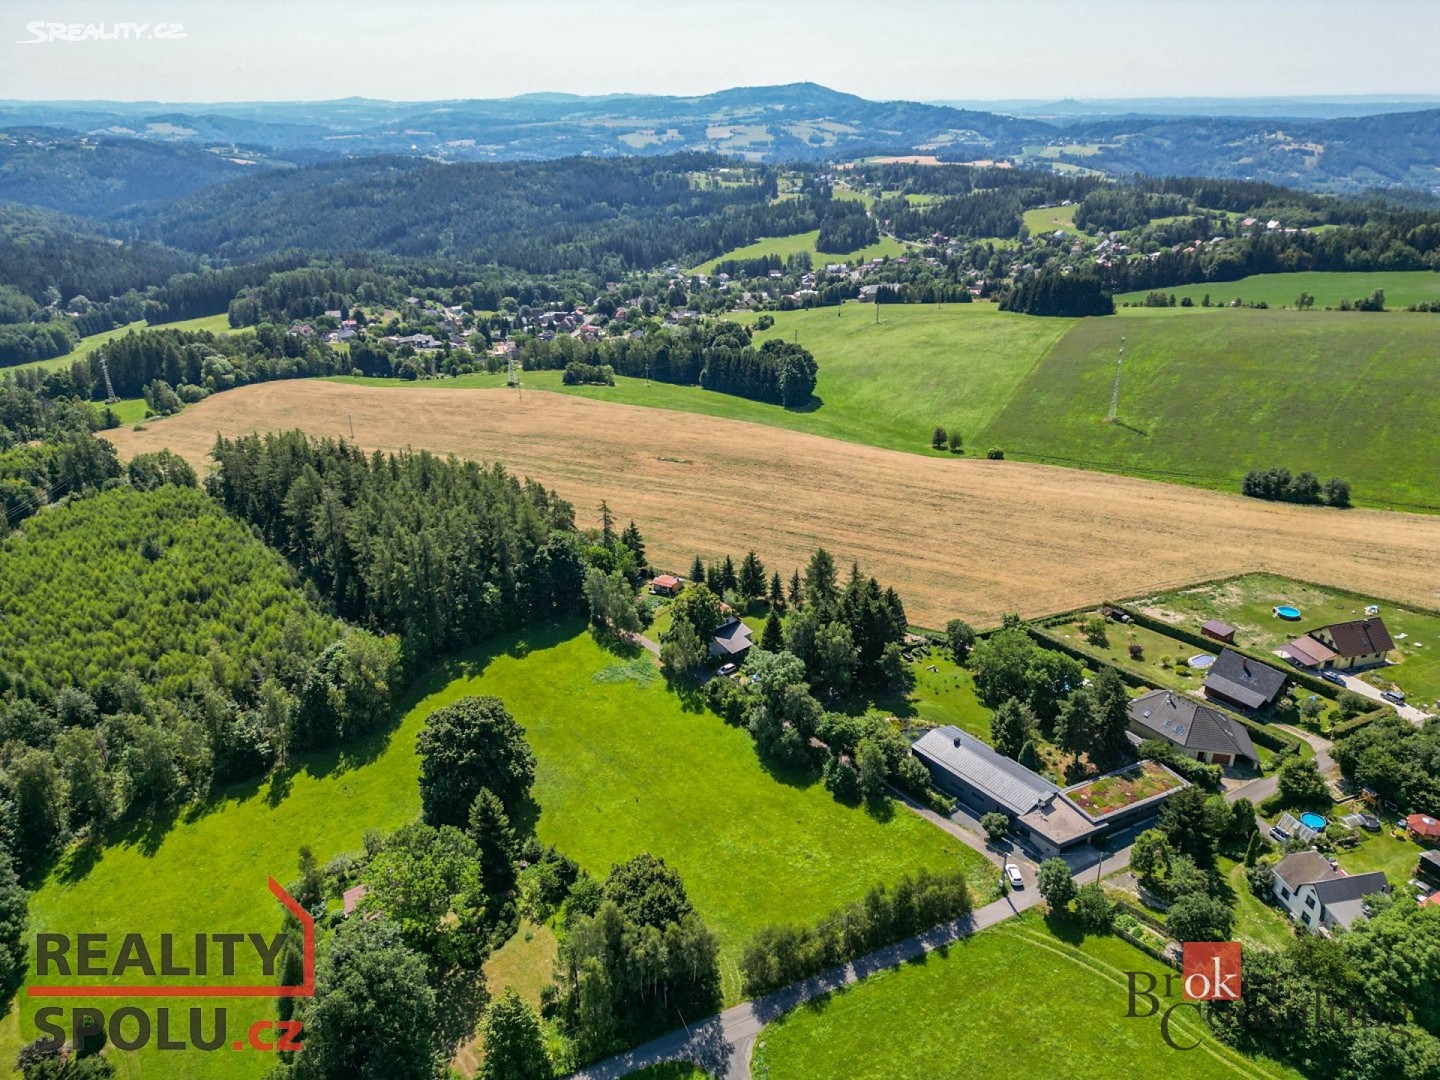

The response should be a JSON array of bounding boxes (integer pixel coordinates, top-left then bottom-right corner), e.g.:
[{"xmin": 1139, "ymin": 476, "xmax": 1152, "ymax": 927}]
[
  {"xmin": 1331, "ymin": 707, "xmax": 1390, "ymax": 739},
  {"xmin": 1111, "ymin": 603, "xmax": 1342, "ymax": 702},
  {"xmin": 1026, "ymin": 624, "xmax": 1307, "ymax": 761}
]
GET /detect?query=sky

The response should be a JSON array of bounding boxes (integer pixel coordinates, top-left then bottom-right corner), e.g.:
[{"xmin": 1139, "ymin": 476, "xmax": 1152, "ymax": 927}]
[{"xmin": 3, "ymin": 0, "xmax": 1439, "ymax": 103}]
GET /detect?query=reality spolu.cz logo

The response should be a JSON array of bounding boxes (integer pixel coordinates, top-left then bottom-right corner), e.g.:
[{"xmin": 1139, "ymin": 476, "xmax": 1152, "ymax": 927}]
[{"xmin": 26, "ymin": 879, "xmax": 313, "ymax": 1056}]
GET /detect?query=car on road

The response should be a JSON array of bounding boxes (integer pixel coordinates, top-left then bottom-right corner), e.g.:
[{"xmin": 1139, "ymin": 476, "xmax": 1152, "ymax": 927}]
[
  {"xmin": 718, "ymin": 663, "xmax": 737, "ymax": 677},
  {"xmin": 1382, "ymin": 689, "xmax": 1407, "ymax": 705},
  {"xmin": 1320, "ymin": 669, "xmax": 1346, "ymax": 687},
  {"xmin": 1004, "ymin": 864, "xmax": 1024, "ymax": 889}
]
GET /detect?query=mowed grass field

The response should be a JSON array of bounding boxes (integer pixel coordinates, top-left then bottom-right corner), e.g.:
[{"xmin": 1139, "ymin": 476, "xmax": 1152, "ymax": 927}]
[
  {"xmin": 104, "ymin": 380, "xmax": 1440, "ymax": 629},
  {"xmin": 688, "ymin": 229, "xmax": 908, "ymax": 274},
  {"xmin": 750, "ymin": 915, "xmax": 1302, "ymax": 1080},
  {"xmin": 3, "ymin": 313, "xmax": 241, "ymax": 375},
  {"xmin": 1115, "ymin": 269, "xmax": 1440, "ymax": 310},
  {"xmin": 979, "ymin": 307, "xmax": 1440, "ymax": 510},
  {"xmin": 2, "ymin": 624, "xmax": 983, "ymax": 1077}
]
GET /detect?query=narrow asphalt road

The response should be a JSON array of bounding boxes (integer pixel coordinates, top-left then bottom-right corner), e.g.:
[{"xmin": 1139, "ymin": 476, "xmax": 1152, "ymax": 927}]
[
  {"xmin": 1328, "ymin": 671, "xmax": 1430, "ymax": 724},
  {"xmin": 567, "ymin": 885, "xmax": 1044, "ymax": 1080}
]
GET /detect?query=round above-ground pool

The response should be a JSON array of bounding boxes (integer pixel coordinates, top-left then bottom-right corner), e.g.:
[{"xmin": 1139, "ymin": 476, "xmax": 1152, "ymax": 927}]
[
  {"xmin": 1189, "ymin": 654, "xmax": 1216, "ymax": 669},
  {"xmin": 1274, "ymin": 605, "xmax": 1302, "ymax": 620},
  {"xmin": 1300, "ymin": 812, "xmax": 1327, "ymax": 830}
]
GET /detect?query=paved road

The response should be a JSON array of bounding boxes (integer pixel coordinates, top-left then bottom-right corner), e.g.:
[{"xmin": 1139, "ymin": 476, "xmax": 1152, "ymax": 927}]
[
  {"xmin": 570, "ymin": 796, "xmax": 1138, "ymax": 1080},
  {"xmin": 568, "ymin": 886, "xmax": 1043, "ymax": 1080}
]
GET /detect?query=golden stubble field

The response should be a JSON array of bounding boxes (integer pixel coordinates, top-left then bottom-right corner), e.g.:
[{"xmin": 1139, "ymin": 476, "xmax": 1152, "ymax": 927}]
[{"xmin": 107, "ymin": 381, "xmax": 1440, "ymax": 628}]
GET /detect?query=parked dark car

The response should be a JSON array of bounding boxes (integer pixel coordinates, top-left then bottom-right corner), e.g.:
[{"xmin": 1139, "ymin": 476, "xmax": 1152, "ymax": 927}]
[
  {"xmin": 1321, "ymin": 669, "xmax": 1346, "ymax": 687},
  {"xmin": 1382, "ymin": 689, "xmax": 1407, "ymax": 705}
]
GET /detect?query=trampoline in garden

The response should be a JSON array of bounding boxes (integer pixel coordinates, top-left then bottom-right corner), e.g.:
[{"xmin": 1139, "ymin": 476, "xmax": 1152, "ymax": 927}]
[
  {"xmin": 1300, "ymin": 812, "xmax": 1328, "ymax": 831},
  {"xmin": 1274, "ymin": 605, "xmax": 1302, "ymax": 621}
]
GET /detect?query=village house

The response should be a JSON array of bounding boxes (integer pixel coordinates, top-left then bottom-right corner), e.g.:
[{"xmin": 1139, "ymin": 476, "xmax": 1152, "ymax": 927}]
[
  {"xmin": 1272, "ymin": 849, "xmax": 1389, "ymax": 932},
  {"xmin": 648, "ymin": 574, "xmax": 682, "ymax": 597},
  {"xmin": 1127, "ymin": 689, "xmax": 1258, "ymax": 767},
  {"xmin": 1202, "ymin": 648, "xmax": 1288, "ymax": 710},
  {"xmin": 708, "ymin": 616, "xmax": 754, "ymax": 662},
  {"xmin": 1282, "ymin": 617, "xmax": 1394, "ymax": 671}
]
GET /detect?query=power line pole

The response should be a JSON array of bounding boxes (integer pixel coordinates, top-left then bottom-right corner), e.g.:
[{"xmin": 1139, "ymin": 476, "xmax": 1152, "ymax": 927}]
[
  {"xmin": 98, "ymin": 355, "xmax": 118, "ymax": 404},
  {"xmin": 348, "ymin": 412, "xmax": 355, "ymax": 439},
  {"xmin": 1106, "ymin": 336, "xmax": 1125, "ymax": 422}
]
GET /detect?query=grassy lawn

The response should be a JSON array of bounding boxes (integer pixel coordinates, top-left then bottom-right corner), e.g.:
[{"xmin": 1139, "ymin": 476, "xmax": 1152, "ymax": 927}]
[
  {"xmin": 4, "ymin": 313, "xmax": 244, "ymax": 375},
  {"xmin": 688, "ymin": 230, "xmax": 908, "ymax": 275},
  {"xmin": 906, "ymin": 654, "xmax": 991, "ymax": 740},
  {"xmin": 1115, "ymin": 270, "xmax": 1440, "ymax": 311},
  {"xmin": 1219, "ymin": 856, "xmax": 1295, "ymax": 951},
  {"xmin": 1023, "ymin": 203, "xmax": 1080, "ymax": 236},
  {"xmin": 1136, "ymin": 574, "xmax": 1440, "ymax": 708},
  {"xmin": 977, "ymin": 307, "xmax": 1440, "ymax": 510},
  {"xmin": 2, "ymin": 621, "xmax": 988, "ymax": 1077},
  {"xmin": 1339, "ymin": 826, "xmax": 1430, "ymax": 888},
  {"xmin": 452, "ymin": 920, "xmax": 561, "ymax": 1077},
  {"xmin": 750, "ymin": 913, "xmax": 1302, "ymax": 1080}
]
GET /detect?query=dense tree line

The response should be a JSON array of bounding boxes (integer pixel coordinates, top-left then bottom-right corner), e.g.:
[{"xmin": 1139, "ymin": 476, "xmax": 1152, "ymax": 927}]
[
  {"xmin": 1000, "ymin": 269, "xmax": 1114, "ymax": 317},
  {"xmin": 550, "ymin": 855, "xmax": 720, "ymax": 1062},
  {"xmin": 519, "ymin": 320, "xmax": 817, "ymax": 407},
  {"xmin": 1242, "ymin": 467, "xmax": 1351, "ymax": 507},
  {"xmin": 739, "ymin": 867, "xmax": 972, "ymax": 996},
  {"xmin": 207, "ymin": 431, "xmax": 588, "ymax": 666},
  {"xmin": 1332, "ymin": 714, "xmax": 1440, "ymax": 812},
  {"xmin": 1074, "ymin": 189, "xmax": 1190, "ymax": 233},
  {"xmin": 816, "ymin": 199, "xmax": 878, "ymax": 252}
]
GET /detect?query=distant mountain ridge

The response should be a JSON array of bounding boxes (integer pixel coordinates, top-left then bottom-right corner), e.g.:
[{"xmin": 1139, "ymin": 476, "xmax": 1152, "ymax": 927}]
[{"xmin": 0, "ymin": 83, "xmax": 1436, "ymax": 212}]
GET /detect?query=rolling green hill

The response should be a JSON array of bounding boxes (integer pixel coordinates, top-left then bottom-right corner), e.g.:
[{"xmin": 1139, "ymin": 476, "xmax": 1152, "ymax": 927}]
[
  {"xmin": 1115, "ymin": 269, "xmax": 1440, "ymax": 310},
  {"xmin": 978, "ymin": 307, "xmax": 1440, "ymax": 510}
]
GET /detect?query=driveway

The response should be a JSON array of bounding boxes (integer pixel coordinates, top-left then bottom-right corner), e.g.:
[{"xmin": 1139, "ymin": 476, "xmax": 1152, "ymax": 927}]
[{"xmin": 1329, "ymin": 671, "xmax": 1430, "ymax": 724}]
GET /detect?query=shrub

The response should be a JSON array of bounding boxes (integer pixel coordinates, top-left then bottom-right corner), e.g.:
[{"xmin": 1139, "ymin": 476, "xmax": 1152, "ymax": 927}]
[
  {"xmin": 986, "ymin": 447, "xmax": 1005, "ymax": 460},
  {"xmin": 947, "ymin": 430, "xmax": 963, "ymax": 453},
  {"xmin": 931, "ymin": 425, "xmax": 947, "ymax": 450}
]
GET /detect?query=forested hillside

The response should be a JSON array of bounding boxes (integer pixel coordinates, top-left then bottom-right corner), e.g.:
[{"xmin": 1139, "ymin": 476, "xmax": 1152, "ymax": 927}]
[
  {"xmin": 207, "ymin": 432, "xmax": 590, "ymax": 662},
  {"xmin": 132, "ymin": 155, "xmax": 811, "ymax": 270}
]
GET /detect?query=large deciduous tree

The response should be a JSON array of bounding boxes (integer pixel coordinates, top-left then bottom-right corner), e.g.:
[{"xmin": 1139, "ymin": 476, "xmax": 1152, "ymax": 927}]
[{"xmin": 417, "ymin": 696, "xmax": 535, "ymax": 825}]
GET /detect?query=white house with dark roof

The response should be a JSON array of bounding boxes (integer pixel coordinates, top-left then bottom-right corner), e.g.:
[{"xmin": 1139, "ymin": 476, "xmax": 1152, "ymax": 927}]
[
  {"xmin": 1127, "ymin": 690, "xmax": 1258, "ymax": 767},
  {"xmin": 1272, "ymin": 849, "xmax": 1390, "ymax": 932}
]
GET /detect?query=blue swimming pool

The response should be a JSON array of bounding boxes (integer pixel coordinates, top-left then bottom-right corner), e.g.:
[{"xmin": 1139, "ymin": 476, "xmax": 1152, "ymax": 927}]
[
  {"xmin": 1275, "ymin": 605, "xmax": 1302, "ymax": 621},
  {"xmin": 1300, "ymin": 812, "xmax": 1327, "ymax": 831}
]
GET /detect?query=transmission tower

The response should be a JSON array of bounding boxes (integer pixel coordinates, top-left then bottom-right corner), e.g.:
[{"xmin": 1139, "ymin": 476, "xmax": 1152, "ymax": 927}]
[
  {"xmin": 98, "ymin": 355, "xmax": 119, "ymax": 404},
  {"xmin": 1106, "ymin": 336, "xmax": 1125, "ymax": 422},
  {"xmin": 506, "ymin": 353, "xmax": 522, "ymax": 400}
]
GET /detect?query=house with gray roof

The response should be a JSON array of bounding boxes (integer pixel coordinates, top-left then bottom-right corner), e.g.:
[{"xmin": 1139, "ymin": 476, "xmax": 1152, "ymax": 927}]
[
  {"xmin": 1128, "ymin": 690, "xmax": 1258, "ymax": 768},
  {"xmin": 708, "ymin": 617, "xmax": 754, "ymax": 660},
  {"xmin": 1203, "ymin": 648, "xmax": 1288, "ymax": 710},
  {"xmin": 1272, "ymin": 849, "xmax": 1389, "ymax": 932},
  {"xmin": 910, "ymin": 726, "xmax": 1102, "ymax": 858}
]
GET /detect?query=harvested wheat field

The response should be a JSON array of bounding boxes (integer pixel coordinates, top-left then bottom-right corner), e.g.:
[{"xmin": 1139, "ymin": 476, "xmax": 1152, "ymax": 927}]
[{"xmin": 107, "ymin": 381, "xmax": 1440, "ymax": 628}]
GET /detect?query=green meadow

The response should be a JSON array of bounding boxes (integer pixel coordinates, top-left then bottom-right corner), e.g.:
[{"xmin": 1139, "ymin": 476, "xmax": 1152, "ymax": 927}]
[
  {"xmin": 2, "ymin": 623, "xmax": 985, "ymax": 1078},
  {"xmin": 979, "ymin": 307, "xmax": 1440, "ymax": 510},
  {"xmin": 688, "ymin": 229, "xmax": 909, "ymax": 274},
  {"xmin": 1115, "ymin": 269, "xmax": 1440, "ymax": 311},
  {"xmin": 4, "ymin": 313, "xmax": 245, "ymax": 375},
  {"xmin": 750, "ymin": 914, "xmax": 1303, "ymax": 1080}
]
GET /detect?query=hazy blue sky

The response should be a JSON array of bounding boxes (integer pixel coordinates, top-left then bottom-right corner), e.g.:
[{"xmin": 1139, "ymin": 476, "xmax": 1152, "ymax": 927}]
[{"xmin": 4, "ymin": 0, "xmax": 1438, "ymax": 102}]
